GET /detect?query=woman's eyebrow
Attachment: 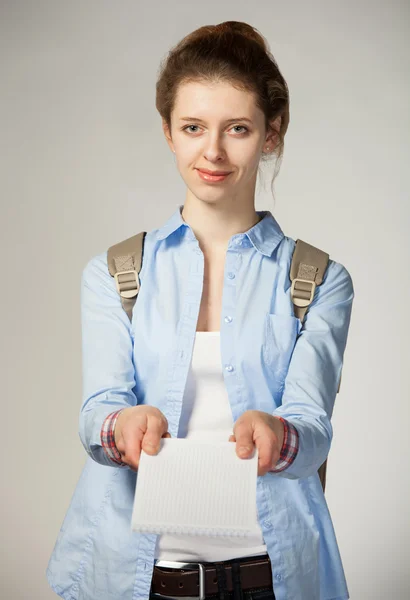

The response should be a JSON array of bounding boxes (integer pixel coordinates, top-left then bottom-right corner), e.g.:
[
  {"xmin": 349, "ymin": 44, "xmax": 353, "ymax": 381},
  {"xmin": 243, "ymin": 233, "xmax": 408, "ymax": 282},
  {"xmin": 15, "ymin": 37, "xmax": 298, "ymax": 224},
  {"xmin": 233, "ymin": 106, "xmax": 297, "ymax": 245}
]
[{"xmin": 179, "ymin": 116, "xmax": 253, "ymax": 124}]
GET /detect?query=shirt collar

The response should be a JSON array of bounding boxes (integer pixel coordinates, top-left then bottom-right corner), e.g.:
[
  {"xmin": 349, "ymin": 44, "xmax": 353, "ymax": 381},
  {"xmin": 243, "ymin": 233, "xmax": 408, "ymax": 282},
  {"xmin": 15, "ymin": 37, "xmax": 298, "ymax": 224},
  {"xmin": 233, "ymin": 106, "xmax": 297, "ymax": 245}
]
[{"xmin": 156, "ymin": 204, "xmax": 284, "ymax": 257}]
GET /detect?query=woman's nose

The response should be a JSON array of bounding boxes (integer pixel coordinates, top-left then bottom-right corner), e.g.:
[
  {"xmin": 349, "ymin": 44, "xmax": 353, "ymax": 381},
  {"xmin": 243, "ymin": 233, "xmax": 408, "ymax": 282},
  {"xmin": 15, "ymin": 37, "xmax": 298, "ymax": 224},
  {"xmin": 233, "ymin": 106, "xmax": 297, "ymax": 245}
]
[{"xmin": 202, "ymin": 138, "xmax": 227, "ymax": 162}]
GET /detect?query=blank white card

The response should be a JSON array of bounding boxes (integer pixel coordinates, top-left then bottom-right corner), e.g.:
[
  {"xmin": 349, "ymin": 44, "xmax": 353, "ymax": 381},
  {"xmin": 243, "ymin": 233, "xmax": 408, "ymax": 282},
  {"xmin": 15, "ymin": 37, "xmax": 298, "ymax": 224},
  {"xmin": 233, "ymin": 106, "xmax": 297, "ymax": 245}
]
[{"xmin": 131, "ymin": 438, "xmax": 259, "ymax": 537}]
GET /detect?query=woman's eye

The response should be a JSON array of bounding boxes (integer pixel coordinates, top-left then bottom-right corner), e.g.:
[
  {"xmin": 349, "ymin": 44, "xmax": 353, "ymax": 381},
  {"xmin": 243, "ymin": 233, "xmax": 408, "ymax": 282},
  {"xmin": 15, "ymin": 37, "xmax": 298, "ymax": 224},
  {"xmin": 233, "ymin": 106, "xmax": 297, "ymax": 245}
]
[
  {"xmin": 182, "ymin": 125, "xmax": 248, "ymax": 134},
  {"xmin": 232, "ymin": 125, "xmax": 248, "ymax": 134}
]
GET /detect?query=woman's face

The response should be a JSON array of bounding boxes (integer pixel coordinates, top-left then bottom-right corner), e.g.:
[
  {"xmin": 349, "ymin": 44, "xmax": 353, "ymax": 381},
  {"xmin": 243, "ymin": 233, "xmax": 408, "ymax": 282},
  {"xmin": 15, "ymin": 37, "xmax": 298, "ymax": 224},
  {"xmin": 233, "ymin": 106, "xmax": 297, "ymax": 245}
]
[{"xmin": 163, "ymin": 80, "xmax": 276, "ymax": 206}]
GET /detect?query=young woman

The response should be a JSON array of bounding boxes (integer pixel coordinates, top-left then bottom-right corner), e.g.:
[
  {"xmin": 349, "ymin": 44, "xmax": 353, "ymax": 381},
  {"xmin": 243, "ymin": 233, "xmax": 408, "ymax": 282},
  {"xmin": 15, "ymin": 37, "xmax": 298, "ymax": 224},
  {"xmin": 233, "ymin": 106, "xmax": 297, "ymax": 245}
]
[{"xmin": 47, "ymin": 21, "xmax": 354, "ymax": 600}]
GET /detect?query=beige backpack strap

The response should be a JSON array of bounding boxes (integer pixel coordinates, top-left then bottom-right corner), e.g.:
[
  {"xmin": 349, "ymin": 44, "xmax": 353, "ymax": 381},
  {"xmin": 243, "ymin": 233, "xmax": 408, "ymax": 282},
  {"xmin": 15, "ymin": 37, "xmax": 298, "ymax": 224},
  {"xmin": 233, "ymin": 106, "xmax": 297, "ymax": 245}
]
[
  {"xmin": 290, "ymin": 239, "xmax": 329, "ymax": 323},
  {"xmin": 290, "ymin": 239, "xmax": 336, "ymax": 494},
  {"xmin": 107, "ymin": 231, "xmax": 146, "ymax": 322}
]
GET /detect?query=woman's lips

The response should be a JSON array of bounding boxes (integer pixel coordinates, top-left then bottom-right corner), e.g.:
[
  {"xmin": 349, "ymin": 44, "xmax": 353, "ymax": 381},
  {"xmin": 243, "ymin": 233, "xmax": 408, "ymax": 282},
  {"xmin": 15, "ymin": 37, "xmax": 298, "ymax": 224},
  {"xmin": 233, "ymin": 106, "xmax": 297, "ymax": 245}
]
[{"xmin": 196, "ymin": 169, "xmax": 232, "ymax": 182}]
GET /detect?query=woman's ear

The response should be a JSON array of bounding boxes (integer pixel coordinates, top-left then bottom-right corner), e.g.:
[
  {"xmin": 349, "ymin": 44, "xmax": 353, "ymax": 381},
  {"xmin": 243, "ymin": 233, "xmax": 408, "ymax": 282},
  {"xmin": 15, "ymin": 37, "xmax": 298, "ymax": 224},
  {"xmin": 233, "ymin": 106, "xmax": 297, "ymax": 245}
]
[
  {"xmin": 265, "ymin": 115, "xmax": 281, "ymax": 150},
  {"xmin": 162, "ymin": 118, "xmax": 175, "ymax": 154}
]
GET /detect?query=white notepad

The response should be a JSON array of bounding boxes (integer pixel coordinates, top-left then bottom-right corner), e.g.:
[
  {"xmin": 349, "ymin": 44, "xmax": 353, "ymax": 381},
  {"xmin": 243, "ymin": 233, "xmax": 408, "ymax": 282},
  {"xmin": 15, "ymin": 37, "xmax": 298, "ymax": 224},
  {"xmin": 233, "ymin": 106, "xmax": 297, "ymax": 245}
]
[{"xmin": 131, "ymin": 438, "xmax": 259, "ymax": 537}]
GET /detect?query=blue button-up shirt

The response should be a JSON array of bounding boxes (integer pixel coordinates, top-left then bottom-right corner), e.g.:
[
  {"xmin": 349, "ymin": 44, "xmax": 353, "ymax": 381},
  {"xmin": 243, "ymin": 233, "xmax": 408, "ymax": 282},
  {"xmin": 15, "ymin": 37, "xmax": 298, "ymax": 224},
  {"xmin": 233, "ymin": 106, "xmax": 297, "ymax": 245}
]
[{"xmin": 46, "ymin": 205, "xmax": 354, "ymax": 600}]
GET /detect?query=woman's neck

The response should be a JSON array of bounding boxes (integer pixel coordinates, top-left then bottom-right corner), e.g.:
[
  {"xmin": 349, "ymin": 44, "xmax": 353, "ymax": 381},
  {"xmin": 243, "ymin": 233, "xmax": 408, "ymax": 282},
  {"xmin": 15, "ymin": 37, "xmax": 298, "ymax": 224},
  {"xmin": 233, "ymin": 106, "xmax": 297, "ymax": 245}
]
[{"xmin": 181, "ymin": 199, "xmax": 261, "ymax": 250}]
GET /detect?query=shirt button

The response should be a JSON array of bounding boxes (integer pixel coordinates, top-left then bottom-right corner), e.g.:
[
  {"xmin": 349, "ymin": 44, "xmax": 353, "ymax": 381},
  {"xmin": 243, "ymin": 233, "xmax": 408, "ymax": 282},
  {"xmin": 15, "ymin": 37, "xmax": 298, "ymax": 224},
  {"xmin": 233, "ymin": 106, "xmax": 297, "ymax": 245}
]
[
  {"xmin": 234, "ymin": 238, "xmax": 242, "ymax": 245},
  {"xmin": 227, "ymin": 272, "xmax": 235, "ymax": 279},
  {"xmin": 224, "ymin": 316, "xmax": 233, "ymax": 323},
  {"xmin": 225, "ymin": 364, "xmax": 234, "ymax": 372},
  {"xmin": 275, "ymin": 574, "xmax": 282, "ymax": 581},
  {"xmin": 263, "ymin": 520, "xmax": 272, "ymax": 528}
]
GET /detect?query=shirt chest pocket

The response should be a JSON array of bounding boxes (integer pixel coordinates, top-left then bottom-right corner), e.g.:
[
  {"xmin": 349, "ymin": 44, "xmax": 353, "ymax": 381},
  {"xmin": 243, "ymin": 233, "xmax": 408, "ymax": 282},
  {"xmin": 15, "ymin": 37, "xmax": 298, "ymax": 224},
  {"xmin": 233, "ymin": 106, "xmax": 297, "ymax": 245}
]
[{"xmin": 262, "ymin": 313, "xmax": 303, "ymax": 387}]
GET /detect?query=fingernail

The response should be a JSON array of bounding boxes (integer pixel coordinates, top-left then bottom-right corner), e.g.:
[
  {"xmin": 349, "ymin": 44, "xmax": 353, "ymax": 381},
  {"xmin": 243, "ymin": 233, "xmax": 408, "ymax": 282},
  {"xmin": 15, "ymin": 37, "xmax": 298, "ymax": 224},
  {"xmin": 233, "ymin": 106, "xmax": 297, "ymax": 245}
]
[{"xmin": 239, "ymin": 446, "xmax": 251, "ymax": 455}]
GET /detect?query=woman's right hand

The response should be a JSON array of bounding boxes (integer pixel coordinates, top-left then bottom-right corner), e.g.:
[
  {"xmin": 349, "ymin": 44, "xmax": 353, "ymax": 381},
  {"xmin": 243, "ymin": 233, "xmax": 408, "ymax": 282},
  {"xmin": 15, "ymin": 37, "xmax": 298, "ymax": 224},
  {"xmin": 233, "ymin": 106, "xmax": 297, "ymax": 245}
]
[{"xmin": 114, "ymin": 406, "xmax": 171, "ymax": 471}]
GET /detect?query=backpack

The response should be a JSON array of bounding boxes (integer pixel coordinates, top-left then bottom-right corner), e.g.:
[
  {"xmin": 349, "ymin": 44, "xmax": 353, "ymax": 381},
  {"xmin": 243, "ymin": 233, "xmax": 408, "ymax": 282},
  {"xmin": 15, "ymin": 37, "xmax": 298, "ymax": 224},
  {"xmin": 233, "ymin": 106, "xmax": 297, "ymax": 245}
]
[{"xmin": 107, "ymin": 232, "xmax": 340, "ymax": 494}]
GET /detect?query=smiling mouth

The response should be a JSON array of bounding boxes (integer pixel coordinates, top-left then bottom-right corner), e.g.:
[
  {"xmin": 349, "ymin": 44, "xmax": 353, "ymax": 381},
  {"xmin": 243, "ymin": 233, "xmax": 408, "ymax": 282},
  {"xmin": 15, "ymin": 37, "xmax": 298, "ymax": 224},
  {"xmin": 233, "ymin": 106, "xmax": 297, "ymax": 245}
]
[
  {"xmin": 196, "ymin": 168, "xmax": 232, "ymax": 175},
  {"xmin": 196, "ymin": 168, "xmax": 232, "ymax": 182}
]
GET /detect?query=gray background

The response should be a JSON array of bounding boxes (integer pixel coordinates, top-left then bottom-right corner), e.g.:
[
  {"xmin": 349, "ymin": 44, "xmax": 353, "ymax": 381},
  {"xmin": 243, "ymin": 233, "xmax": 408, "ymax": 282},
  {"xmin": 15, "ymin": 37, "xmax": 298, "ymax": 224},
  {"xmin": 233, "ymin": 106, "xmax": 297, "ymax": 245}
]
[{"xmin": 1, "ymin": 1, "xmax": 409, "ymax": 599}]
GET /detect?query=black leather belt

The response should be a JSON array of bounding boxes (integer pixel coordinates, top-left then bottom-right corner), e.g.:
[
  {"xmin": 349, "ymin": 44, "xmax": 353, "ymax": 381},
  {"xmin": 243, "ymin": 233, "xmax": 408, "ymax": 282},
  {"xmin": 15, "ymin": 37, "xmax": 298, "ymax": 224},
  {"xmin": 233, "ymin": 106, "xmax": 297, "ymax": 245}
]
[{"xmin": 151, "ymin": 554, "xmax": 274, "ymax": 599}]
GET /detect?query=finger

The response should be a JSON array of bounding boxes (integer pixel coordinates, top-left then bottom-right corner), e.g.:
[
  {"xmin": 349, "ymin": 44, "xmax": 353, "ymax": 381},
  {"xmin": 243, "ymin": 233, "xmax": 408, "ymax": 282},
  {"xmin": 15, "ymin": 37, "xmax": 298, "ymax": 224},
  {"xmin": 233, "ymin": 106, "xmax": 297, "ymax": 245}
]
[
  {"xmin": 121, "ymin": 423, "xmax": 144, "ymax": 470},
  {"xmin": 233, "ymin": 421, "xmax": 254, "ymax": 457},
  {"xmin": 253, "ymin": 430, "xmax": 276, "ymax": 471},
  {"xmin": 142, "ymin": 415, "xmax": 168, "ymax": 454}
]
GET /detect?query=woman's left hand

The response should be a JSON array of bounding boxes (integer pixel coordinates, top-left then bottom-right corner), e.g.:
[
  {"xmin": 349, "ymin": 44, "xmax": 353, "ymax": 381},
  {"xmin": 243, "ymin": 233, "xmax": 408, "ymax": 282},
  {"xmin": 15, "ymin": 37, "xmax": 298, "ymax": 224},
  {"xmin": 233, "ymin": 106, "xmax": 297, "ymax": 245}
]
[{"xmin": 228, "ymin": 410, "xmax": 284, "ymax": 476}]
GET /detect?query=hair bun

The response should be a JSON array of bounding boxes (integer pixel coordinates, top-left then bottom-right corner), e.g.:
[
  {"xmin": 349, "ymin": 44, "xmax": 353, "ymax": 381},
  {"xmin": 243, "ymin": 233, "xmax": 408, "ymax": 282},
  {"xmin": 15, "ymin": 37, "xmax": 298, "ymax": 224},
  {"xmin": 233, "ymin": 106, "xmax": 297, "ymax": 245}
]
[{"xmin": 215, "ymin": 21, "xmax": 267, "ymax": 52}]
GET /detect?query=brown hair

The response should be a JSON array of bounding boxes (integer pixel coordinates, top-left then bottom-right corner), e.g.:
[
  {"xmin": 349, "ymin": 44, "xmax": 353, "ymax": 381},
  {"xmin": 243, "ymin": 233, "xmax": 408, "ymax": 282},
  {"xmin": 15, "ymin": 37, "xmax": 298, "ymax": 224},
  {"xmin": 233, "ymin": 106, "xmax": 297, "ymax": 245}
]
[{"xmin": 155, "ymin": 21, "xmax": 290, "ymax": 197}]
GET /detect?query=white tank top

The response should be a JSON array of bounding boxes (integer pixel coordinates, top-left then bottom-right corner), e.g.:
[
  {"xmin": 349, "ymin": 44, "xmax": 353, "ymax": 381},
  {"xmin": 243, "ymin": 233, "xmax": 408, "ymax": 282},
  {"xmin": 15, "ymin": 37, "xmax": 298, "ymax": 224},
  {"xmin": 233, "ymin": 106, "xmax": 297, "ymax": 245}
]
[{"xmin": 155, "ymin": 331, "xmax": 268, "ymax": 562}]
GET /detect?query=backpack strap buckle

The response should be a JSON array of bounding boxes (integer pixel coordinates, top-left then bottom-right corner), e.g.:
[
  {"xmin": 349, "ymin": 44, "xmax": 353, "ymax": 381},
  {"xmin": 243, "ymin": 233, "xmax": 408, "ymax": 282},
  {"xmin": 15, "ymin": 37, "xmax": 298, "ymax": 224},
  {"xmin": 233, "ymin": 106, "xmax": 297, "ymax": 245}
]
[
  {"xmin": 290, "ymin": 277, "xmax": 316, "ymax": 307},
  {"xmin": 114, "ymin": 269, "xmax": 140, "ymax": 298}
]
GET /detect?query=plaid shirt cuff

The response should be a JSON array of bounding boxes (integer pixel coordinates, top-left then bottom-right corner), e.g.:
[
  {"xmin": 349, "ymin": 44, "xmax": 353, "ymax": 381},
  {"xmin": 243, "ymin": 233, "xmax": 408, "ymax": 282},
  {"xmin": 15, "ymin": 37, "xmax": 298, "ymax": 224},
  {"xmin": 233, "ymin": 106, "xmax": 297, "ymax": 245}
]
[
  {"xmin": 270, "ymin": 416, "xmax": 299, "ymax": 472},
  {"xmin": 101, "ymin": 409, "xmax": 127, "ymax": 466}
]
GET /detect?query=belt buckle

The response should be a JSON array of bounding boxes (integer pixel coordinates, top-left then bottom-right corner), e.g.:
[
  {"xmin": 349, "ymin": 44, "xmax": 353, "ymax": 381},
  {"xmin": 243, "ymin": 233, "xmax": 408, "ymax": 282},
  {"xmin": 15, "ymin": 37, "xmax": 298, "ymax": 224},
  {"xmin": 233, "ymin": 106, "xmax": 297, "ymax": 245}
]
[{"xmin": 152, "ymin": 560, "xmax": 206, "ymax": 600}]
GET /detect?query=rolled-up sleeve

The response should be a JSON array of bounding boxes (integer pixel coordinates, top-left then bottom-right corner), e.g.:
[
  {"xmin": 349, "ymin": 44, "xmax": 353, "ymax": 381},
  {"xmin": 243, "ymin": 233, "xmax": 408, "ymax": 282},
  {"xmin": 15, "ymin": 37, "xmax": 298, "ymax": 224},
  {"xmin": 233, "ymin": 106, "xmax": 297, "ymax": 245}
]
[
  {"xmin": 272, "ymin": 259, "xmax": 355, "ymax": 480},
  {"xmin": 269, "ymin": 417, "xmax": 299, "ymax": 472},
  {"xmin": 78, "ymin": 253, "xmax": 136, "ymax": 468}
]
